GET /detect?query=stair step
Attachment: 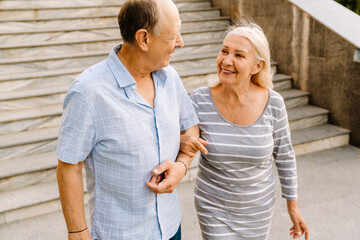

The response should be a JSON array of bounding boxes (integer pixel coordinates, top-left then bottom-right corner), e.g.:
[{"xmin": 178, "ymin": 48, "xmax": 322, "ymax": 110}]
[
  {"xmin": 0, "ymin": 126, "xmax": 58, "ymax": 149},
  {"xmin": 0, "ymin": 19, "xmax": 229, "ymax": 58},
  {"xmin": 0, "ymin": 37, "xmax": 224, "ymax": 81},
  {"xmin": 172, "ymin": 52, "xmax": 218, "ymax": 71},
  {"xmin": 0, "ymin": 51, "xmax": 220, "ymax": 109},
  {"xmin": 0, "ymin": 104, "xmax": 62, "ymax": 135},
  {"xmin": 0, "ymin": 127, "xmax": 58, "ymax": 161},
  {"xmin": 0, "ymin": 16, "xmax": 229, "ymax": 44},
  {"xmin": 0, "ymin": 87, "xmax": 320, "ymax": 136},
  {"xmin": 0, "ymin": 0, "xmax": 209, "ymax": 10},
  {"xmin": 292, "ymin": 124, "xmax": 350, "ymax": 155},
  {"xmin": 0, "ymin": 59, "xmax": 277, "ymax": 95},
  {"xmin": 0, "ymin": 151, "xmax": 57, "ymax": 192},
  {"xmin": 0, "ymin": 52, "xmax": 106, "ymax": 76},
  {"xmin": 0, "ymin": 8, "xmax": 221, "ymax": 32},
  {"xmin": 0, "ymin": 29, "xmax": 227, "ymax": 75},
  {"xmin": 0, "ymin": 86, "xmax": 68, "ymax": 102},
  {"xmin": 0, "ymin": 61, "xmax": 277, "ymax": 105},
  {"xmin": 0, "ymin": 180, "xmax": 88, "ymax": 225},
  {"xmin": 288, "ymin": 105, "xmax": 329, "ymax": 130},
  {"xmin": 272, "ymin": 73, "xmax": 292, "ymax": 90},
  {"xmin": 0, "ymin": 1, "xmax": 211, "ymax": 21},
  {"xmin": 0, "ymin": 0, "xmax": 125, "ymax": 9},
  {"xmin": 0, "ymin": 25, "xmax": 118, "ymax": 44},
  {"xmin": 0, "ymin": 37, "xmax": 224, "ymax": 82},
  {"xmin": 0, "ymin": 69, "xmax": 80, "ymax": 98},
  {"xmin": 278, "ymin": 89, "xmax": 310, "ymax": 108},
  {"xmin": 0, "ymin": 181, "xmax": 60, "ymax": 224},
  {"xmin": 1, "ymin": 124, "xmax": 348, "ymax": 224},
  {"xmin": 0, "ymin": 85, "xmax": 67, "ymax": 112}
]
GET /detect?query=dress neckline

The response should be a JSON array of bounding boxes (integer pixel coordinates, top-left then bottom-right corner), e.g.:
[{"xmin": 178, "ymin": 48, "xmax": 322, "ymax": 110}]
[{"xmin": 205, "ymin": 86, "xmax": 271, "ymax": 128}]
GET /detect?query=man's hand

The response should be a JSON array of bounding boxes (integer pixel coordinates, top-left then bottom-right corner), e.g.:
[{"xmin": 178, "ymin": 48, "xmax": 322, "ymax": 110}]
[
  {"xmin": 146, "ymin": 125, "xmax": 207, "ymax": 194},
  {"xmin": 180, "ymin": 134, "xmax": 208, "ymax": 158},
  {"xmin": 146, "ymin": 157, "xmax": 188, "ymax": 194}
]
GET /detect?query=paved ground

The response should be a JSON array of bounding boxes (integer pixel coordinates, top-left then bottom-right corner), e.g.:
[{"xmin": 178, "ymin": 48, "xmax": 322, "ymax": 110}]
[
  {"xmin": 1, "ymin": 145, "xmax": 360, "ymax": 240},
  {"xmin": 179, "ymin": 145, "xmax": 360, "ymax": 240}
]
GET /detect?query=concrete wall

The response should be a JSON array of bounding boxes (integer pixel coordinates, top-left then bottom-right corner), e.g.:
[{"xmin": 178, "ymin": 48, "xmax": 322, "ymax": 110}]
[
  {"xmin": 213, "ymin": 0, "xmax": 360, "ymax": 147},
  {"xmin": 211, "ymin": 0, "xmax": 241, "ymax": 19}
]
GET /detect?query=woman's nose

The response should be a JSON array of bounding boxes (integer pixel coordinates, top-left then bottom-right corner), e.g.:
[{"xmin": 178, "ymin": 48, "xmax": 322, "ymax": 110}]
[{"xmin": 222, "ymin": 54, "xmax": 233, "ymax": 66}]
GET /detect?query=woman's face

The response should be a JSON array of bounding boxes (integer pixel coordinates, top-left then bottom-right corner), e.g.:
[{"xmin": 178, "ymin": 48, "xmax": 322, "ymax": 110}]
[{"xmin": 216, "ymin": 34, "xmax": 260, "ymax": 86}]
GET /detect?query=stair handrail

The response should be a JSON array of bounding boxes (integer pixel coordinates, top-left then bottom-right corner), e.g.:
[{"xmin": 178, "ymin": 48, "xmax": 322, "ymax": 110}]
[{"xmin": 290, "ymin": 0, "xmax": 360, "ymax": 63}]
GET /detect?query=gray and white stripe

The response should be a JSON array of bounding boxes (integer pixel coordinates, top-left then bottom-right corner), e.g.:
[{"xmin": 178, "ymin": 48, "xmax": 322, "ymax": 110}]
[{"xmin": 190, "ymin": 87, "xmax": 297, "ymax": 240}]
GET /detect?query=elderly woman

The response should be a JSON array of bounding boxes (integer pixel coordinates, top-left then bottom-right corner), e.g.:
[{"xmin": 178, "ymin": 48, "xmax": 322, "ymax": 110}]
[{"xmin": 181, "ymin": 20, "xmax": 309, "ymax": 240}]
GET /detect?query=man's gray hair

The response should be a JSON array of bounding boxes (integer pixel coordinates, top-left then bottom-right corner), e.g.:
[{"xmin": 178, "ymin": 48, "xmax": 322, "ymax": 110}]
[{"xmin": 118, "ymin": 0, "xmax": 161, "ymax": 44}]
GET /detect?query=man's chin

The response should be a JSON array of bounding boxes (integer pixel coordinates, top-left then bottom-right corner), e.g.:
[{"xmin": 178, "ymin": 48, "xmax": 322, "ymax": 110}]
[{"xmin": 162, "ymin": 60, "xmax": 171, "ymax": 68}]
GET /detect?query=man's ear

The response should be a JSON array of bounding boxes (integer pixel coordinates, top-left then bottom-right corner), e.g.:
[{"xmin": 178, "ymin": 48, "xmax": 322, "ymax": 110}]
[
  {"xmin": 252, "ymin": 60, "xmax": 264, "ymax": 75},
  {"xmin": 135, "ymin": 29, "xmax": 150, "ymax": 51}
]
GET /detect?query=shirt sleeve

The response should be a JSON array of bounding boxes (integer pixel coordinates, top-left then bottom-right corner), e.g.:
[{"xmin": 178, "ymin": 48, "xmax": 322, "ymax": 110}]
[
  {"xmin": 272, "ymin": 96, "xmax": 298, "ymax": 200},
  {"xmin": 176, "ymin": 77, "xmax": 199, "ymax": 131},
  {"xmin": 56, "ymin": 87, "xmax": 97, "ymax": 164}
]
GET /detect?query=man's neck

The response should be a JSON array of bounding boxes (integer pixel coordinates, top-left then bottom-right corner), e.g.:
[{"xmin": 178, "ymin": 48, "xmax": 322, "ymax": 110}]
[
  {"xmin": 117, "ymin": 43, "xmax": 152, "ymax": 83},
  {"xmin": 117, "ymin": 43, "xmax": 156, "ymax": 107}
]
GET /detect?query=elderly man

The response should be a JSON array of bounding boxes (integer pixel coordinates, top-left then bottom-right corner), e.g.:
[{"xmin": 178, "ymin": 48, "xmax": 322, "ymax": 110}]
[{"xmin": 56, "ymin": 0, "xmax": 206, "ymax": 239}]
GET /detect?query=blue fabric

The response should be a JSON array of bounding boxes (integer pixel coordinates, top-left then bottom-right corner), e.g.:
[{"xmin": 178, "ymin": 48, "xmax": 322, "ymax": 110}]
[
  {"xmin": 57, "ymin": 44, "xmax": 198, "ymax": 240},
  {"xmin": 169, "ymin": 225, "xmax": 181, "ymax": 240}
]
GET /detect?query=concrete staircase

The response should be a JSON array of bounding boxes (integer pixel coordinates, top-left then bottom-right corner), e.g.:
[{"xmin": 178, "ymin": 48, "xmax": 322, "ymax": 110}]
[{"xmin": 0, "ymin": 0, "xmax": 350, "ymax": 228}]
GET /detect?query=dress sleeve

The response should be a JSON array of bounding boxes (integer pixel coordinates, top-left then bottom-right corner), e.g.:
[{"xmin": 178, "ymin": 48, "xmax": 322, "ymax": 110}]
[
  {"xmin": 272, "ymin": 97, "xmax": 298, "ymax": 200},
  {"xmin": 189, "ymin": 90, "xmax": 200, "ymax": 113},
  {"xmin": 56, "ymin": 87, "xmax": 97, "ymax": 164},
  {"xmin": 176, "ymin": 76, "xmax": 199, "ymax": 131}
]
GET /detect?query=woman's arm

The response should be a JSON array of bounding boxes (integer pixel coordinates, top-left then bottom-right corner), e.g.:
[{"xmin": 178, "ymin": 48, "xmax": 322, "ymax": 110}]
[
  {"xmin": 272, "ymin": 96, "xmax": 309, "ymax": 239},
  {"xmin": 180, "ymin": 125, "xmax": 208, "ymax": 158},
  {"xmin": 287, "ymin": 200, "xmax": 310, "ymax": 239},
  {"xmin": 146, "ymin": 125, "xmax": 207, "ymax": 193}
]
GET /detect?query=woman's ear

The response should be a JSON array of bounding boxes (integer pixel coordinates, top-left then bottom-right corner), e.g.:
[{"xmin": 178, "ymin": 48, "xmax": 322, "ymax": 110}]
[
  {"xmin": 135, "ymin": 29, "xmax": 150, "ymax": 51},
  {"xmin": 252, "ymin": 60, "xmax": 264, "ymax": 75}
]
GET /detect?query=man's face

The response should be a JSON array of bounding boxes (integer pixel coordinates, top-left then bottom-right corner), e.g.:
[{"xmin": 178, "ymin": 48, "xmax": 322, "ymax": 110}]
[{"xmin": 147, "ymin": 7, "xmax": 184, "ymax": 70}]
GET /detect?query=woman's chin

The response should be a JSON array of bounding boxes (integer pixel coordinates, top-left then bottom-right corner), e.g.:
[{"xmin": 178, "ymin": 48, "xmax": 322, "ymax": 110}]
[{"xmin": 218, "ymin": 77, "xmax": 235, "ymax": 86}]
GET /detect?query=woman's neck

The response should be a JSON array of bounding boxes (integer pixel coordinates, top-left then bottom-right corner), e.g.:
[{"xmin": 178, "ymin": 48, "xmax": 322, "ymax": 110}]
[{"xmin": 221, "ymin": 80, "xmax": 253, "ymax": 103}]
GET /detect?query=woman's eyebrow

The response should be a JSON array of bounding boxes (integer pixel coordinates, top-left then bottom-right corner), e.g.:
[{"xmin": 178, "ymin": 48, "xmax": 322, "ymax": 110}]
[{"xmin": 234, "ymin": 49, "xmax": 248, "ymax": 53}]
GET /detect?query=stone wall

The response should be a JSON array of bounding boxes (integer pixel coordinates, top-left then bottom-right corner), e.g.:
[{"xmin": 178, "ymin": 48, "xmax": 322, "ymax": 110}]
[{"xmin": 213, "ymin": 0, "xmax": 360, "ymax": 146}]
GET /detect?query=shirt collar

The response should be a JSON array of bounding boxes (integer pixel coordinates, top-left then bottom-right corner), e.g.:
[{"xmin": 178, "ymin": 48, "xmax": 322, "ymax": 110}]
[
  {"xmin": 107, "ymin": 44, "xmax": 135, "ymax": 88},
  {"xmin": 107, "ymin": 44, "xmax": 168, "ymax": 88}
]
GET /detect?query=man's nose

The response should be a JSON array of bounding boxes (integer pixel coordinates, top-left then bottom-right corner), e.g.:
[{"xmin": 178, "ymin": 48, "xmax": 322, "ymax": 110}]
[{"xmin": 176, "ymin": 34, "xmax": 184, "ymax": 48}]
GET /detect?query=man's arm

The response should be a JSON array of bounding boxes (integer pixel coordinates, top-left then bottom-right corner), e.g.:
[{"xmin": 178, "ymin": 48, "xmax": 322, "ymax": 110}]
[
  {"xmin": 146, "ymin": 125, "xmax": 207, "ymax": 193},
  {"xmin": 57, "ymin": 160, "xmax": 92, "ymax": 240}
]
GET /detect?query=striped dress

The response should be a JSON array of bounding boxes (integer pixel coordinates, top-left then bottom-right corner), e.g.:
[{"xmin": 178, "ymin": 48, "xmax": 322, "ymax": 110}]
[{"xmin": 190, "ymin": 86, "xmax": 297, "ymax": 240}]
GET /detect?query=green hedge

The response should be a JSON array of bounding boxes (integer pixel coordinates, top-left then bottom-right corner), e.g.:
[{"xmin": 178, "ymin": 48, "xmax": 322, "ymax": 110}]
[{"xmin": 335, "ymin": 0, "xmax": 360, "ymax": 14}]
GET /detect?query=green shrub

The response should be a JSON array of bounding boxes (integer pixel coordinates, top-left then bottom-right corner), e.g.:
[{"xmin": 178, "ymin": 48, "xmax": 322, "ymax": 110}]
[{"xmin": 335, "ymin": 0, "xmax": 360, "ymax": 14}]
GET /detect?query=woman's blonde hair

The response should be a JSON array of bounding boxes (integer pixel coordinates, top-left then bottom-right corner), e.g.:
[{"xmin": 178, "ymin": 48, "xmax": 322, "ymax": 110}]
[{"xmin": 212, "ymin": 18, "xmax": 273, "ymax": 89}]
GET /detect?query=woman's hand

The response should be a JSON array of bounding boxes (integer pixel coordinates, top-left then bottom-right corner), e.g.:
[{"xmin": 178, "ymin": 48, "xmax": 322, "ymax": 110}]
[
  {"xmin": 180, "ymin": 134, "xmax": 208, "ymax": 158},
  {"xmin": 287, "ymin": 200, "xmax": 310, "ymax": 240}
]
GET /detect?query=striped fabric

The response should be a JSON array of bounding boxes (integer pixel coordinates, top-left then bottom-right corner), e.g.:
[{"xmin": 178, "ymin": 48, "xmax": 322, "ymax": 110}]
[{"xmin": 190, "ymin": 86, "xmax": 297, "ymax": 240}]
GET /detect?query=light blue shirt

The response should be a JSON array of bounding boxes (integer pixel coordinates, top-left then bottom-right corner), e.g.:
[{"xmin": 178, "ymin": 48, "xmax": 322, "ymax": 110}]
[{"xmin": 56, "ymin": 44, "xmax": 199, "ymax": 240}]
